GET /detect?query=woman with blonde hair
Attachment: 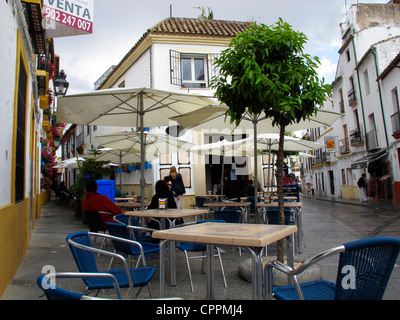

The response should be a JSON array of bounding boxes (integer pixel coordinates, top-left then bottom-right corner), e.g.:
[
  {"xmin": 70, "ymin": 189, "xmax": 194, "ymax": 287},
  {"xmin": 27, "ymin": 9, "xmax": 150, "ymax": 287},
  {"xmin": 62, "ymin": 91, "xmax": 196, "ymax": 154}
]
[{"xmin": 167, "ymin": 166, "xmax": 186, "ymax": 208}]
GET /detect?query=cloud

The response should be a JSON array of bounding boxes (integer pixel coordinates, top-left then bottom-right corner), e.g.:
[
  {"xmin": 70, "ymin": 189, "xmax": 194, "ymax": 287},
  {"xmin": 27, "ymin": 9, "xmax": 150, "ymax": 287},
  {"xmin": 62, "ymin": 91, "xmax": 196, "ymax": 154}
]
[
  {"xmin": 54, "ymin": 0, "xmax": 388, "ymax": 93},
  {"xmin": 317, "ymin": 57, "xmax": 338, "ymax": 83}
]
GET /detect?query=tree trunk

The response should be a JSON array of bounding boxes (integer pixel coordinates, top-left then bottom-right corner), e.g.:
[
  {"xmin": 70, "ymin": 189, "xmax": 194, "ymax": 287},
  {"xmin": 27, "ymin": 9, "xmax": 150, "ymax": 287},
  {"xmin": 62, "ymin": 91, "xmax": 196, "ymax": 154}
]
[{"xmin": 276, "ymin": 124, "xmax": 286, "ymax": 263}]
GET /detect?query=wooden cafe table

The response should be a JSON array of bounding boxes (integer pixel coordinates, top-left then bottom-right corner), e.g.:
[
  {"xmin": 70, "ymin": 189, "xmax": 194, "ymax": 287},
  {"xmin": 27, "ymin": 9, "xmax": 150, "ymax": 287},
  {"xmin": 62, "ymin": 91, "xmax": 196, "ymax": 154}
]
[
  {"xmin": 116, "ymin": 202, "xmax": 146, "ymax": 210},
  {"xmin": 257, "ymin": 202, "xmax": 303, "ymax": 254},
  {"xmin": 124, "ymin": 208, "xmax": 209, "ymax": 285},
  {"xmin": 152, "ymin": 222, "xmax": 298, "ymax": 300}
]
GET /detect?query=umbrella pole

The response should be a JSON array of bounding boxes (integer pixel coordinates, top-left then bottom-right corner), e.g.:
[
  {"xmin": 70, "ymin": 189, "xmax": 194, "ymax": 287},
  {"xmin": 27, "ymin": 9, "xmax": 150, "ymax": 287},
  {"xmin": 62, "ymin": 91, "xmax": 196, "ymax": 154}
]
[
  {"xmin": 253, "ymin": 120, "xmax": 260, "ymax": 224},
  {"xmin": 267, "ymin": 139, "xmax": 272, "ymax": 203},
  {"xmin": 220, "ymin": 151, "xmax": 225, "ymax": 198},
  {"xmin": 139, "ymin": 93, "xmax": 146, "ymax": 210},
  {"xmin": 119, "ymin": 152, "xmax": 123, "ymax": 193}
]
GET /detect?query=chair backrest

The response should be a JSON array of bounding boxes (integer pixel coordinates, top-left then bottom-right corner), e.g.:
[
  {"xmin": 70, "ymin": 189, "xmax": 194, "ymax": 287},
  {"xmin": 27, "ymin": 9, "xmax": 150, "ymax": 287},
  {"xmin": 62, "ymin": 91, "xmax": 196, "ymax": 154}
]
[
  {"xmin": 195, "ymin": 196, "xmax": 207, "ymax": 208},
  {"xmin": 214, "ymin": 210, "xmax": 241, "ymax": 223},
  {"xmin": 84, "ymin": 211, "xmax": 102, "ymax": 232},
  {"xmin": 265, "ymin": 207, "xmax": 293, "ymax": 225},
  {"xmin": 66, "ymin": 232, "xmax": 99, "ymax": 274},
  {"xmin": 335, "ymin": 237, "xmax": 400, "ymax": 300},
  {"xmin": 113, "ymin": 214, "xmax": 130, "ymax": 225},
  {"xmin": 106, "ymin": 222, "xmax": 135, "ymax": 254},
  {"xmin": 37, "ymin": 275, "xmax": 84, "ymax": 300}
]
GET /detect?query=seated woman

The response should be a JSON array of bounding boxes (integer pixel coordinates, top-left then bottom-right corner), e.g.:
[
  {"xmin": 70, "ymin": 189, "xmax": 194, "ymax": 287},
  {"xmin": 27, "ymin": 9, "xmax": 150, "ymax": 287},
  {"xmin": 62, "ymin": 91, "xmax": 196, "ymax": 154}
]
[{"xmin": 147, "ymin": 179, "xmax": 178, "ymax": 229}]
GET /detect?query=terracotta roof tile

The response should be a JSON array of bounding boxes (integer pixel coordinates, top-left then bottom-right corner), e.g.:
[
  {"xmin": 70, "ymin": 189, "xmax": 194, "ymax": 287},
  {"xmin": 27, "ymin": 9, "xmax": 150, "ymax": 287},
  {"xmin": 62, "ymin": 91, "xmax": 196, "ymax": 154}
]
[{"xmin": 150, "ymin": 18, "xmax": 252, "ymax": 37}]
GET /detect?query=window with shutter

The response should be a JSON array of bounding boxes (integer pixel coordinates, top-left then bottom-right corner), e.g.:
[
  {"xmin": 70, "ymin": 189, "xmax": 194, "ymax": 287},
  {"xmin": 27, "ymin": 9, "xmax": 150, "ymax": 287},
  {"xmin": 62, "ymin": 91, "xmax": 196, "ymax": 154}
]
[{"xmin": 170, "ymin": 50, "xmax": 216, "ymax": 88}]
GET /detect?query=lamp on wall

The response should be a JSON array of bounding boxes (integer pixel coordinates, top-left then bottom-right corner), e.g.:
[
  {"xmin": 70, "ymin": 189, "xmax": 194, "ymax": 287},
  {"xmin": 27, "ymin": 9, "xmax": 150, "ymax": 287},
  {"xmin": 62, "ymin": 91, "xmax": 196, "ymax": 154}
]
[
  {"xmin": 54, "ymin": 70, "xmax": 69, "ymax": 96},
  {"xmin": 53, "ymin": 137, "xmax": 61, "ymax": 149}
]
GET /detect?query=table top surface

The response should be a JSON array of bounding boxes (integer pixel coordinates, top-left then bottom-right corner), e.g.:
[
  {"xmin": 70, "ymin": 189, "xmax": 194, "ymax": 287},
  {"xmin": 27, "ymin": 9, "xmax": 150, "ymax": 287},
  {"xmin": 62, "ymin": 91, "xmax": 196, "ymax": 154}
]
[
  {"xmin": 116, "ymin": 202, "xmax": 147, "ymax": 208},
  {"xmin": 124, "ymin": 208, "xmax": 208, "ymax": 218},
  {"xmin": 270, "ymin": 196, "xmax": 299, "ymax": 200},
  {"xmin": 152, "ymin": 222, "xmax": 298, "ymax": 247},
  {"xmin": 203, "ymin": 202, "xmax": 251, "ymax": 207},
  {"xmin": 196, "ymin": 195, "xmax": 221, "ymax": 197},
  {"xmin": 257, "ymin": 202, "xmax": 302, "ymax": 208}
]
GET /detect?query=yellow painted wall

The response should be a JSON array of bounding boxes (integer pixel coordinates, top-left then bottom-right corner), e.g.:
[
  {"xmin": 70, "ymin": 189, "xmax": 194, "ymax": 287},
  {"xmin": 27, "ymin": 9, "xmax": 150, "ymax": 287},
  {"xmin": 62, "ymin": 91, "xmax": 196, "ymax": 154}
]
[
  {"xmin": 0, "ymin": 200, "xmax": 30, "ymax": 297},
  {"xmin": 0, "ymin": 28, "xmax": 49, "ymax": 297},
  {"xmin": 341, "ymin": 185, "xmax": 359, "ymax": 200}
]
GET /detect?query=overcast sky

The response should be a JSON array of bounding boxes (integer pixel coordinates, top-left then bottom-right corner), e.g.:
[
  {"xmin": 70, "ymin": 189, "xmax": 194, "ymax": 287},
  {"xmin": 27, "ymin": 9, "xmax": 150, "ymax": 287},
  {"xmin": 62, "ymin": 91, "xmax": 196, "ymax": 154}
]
[{"xmin": 54, "ymin": 0, "xmax": 388, "ymax": 95}]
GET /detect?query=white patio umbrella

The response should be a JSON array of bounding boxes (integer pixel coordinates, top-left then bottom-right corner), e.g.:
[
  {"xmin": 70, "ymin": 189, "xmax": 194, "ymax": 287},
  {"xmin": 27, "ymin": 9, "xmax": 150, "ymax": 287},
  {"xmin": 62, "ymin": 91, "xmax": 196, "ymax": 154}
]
[
  {"xmin": 94, "ymin": 131, "xmax": 194, "ymax": 208},
  {"xmin": 297, "ymin": 152, "xmax": 316, "ymax": 158},
  {"xmin": 171, "ymin": 105, "xmax": 340, "ymax": 164},
  {"xmin": 85, "ymin": 148, "xmax": 142, "ymax": 163},
  {"xmin": 85, "ymin": 148, "xmax": 143, "ymax": 192},
  {"xmin": 171, "ymin": 106, "xmax": 340, "ymax": 219},
  {"xmin": 56, "ymin": 87, "xmax": 217, "ymax": 208},
  {"xmin": 53, "ymin": 157, "xmax": 86, "ymax": 169},
  {"xmin": 170, "ymin": 104, "xmax": 342, "ymax": 134},
  {"xmin": 240, "ymin": 134, "xmax": 325, "ymax": 197}
]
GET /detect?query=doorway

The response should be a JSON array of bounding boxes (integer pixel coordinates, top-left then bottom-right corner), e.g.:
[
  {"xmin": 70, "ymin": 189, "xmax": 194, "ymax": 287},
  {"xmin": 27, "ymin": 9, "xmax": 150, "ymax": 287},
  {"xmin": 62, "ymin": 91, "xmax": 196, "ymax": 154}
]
[{"xmin": 329, "ymin": 170, "xmax": 335, "ymax": 195}]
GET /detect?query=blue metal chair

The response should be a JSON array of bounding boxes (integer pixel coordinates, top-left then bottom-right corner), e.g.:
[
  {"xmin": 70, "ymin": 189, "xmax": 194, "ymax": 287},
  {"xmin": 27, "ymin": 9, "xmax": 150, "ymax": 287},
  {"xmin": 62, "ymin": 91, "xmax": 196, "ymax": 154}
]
[
  {"xmin": 266, "ymin": 237, "xmax": 400, "ymax": 300},
  {"xmin": 214, "ymin": 209, "xmax": 242, "ymax": 223},
  {"xmin": 263, "ymin": 207, "xmax": 294, "ymax": 225},
  {"xmin": 66, "ymin": 231, "xmax": 155, "ymax": 299},
  {"xmin": 113, "ymin": 213, "xmax": 131, "ymax": 225},
  {"xmin": 113, "ymin": 214, "xmax": 159, "ymax": 242},
  {"xmin": 105, "ymin": 222, "xmax": 160, "ymax": 268},
  {"xmin": 195, "ymin": 196, "xmax": 207, "ymax": 208},
  {"xmin": 37, "ymin": 272, "xmax": 123, "ymax": 300},
  {"xmin": 176, "ymin": 220, "xmax": 227, "ymax": 292}
]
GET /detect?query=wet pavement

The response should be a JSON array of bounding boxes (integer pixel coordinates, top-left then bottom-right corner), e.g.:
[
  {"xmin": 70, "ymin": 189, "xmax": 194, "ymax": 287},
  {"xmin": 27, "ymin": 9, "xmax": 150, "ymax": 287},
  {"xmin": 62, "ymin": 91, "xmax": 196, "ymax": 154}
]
[{"xmin": 2, "ymin": 194, "xmax": 400, "ymax": 301}]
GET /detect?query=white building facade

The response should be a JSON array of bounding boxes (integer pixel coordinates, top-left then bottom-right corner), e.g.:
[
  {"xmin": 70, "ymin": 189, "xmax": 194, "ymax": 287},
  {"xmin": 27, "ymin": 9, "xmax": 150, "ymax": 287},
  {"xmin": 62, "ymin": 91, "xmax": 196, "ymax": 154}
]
[
  {"xmin": 62, "ymin": 18, "xmax": 257, "ymax": 203},
  {"xmin": 303, "ymin": 3, "xmax": 400, "ymax": 202}
]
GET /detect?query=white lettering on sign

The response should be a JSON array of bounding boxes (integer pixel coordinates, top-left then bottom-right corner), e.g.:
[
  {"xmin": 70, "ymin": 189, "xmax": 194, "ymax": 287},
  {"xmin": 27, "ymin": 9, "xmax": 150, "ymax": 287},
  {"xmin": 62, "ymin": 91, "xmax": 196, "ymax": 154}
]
[{"xmin": 43, "ymin": 0, "xmax": 93, "ymax": 34}]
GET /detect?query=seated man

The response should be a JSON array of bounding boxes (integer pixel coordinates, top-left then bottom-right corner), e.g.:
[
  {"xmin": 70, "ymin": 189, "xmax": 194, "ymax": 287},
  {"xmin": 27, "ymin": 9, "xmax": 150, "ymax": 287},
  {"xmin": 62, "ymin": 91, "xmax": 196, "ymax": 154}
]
[
  {"xmin": 82, "ymin": 180, "xmax": 122, "ymax": 231},
  {"xmin": 240, "ymin": 180, "xmax": 255, "ymax": 197}
]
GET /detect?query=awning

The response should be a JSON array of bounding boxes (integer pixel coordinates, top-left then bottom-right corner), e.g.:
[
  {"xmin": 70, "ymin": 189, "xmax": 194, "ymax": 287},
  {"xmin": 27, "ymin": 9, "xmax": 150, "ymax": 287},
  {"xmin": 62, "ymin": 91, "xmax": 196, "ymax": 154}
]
[{"xmin": 351, "ymin": 149, "xmax": 388, "ymax": 169}]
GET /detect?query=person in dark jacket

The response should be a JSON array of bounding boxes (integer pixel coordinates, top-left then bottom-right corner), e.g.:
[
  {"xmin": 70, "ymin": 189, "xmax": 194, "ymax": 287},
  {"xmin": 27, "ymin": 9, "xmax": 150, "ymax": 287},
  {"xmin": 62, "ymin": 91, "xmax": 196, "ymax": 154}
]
[
  {"xmin": 147, "ymin": 179, "xmax": 178, "ymax": 229},
  {"xmin": 357, "ymin": 173, "xmax": 367, "ymax": 203},
  {"xmin": 168, "ymin": 166, "xmax": 186, "ymax": 209},
  {"xmin": 240, "ymin": 180, "xmax": 255, "ymax": 197},
  {"xmin": 147, "ymin": 180, "xmax": 177, "ymax": 210}
]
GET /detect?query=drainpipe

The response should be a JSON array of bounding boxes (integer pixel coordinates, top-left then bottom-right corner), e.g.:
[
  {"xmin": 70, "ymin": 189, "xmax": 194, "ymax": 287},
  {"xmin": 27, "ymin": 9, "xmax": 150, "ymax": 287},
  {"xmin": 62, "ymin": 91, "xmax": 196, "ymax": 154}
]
[
  {"xmin": 371, "ymin": 47, "xmax": 389, "ymax": 147},
  {"xmin": 149, "ymin": 45, "xmax": 153, "ymax": 88}
]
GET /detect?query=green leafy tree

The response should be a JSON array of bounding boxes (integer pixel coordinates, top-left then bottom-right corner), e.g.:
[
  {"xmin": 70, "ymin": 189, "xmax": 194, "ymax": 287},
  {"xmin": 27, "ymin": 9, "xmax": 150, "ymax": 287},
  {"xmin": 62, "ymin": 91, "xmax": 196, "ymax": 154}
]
[
  {"xmin": 212, "ymin": 19, "xmax": 331, "ymax": 262},
  {"xmin": 71, "ymin": 157, "xmax": 111, "ymax": 200}
]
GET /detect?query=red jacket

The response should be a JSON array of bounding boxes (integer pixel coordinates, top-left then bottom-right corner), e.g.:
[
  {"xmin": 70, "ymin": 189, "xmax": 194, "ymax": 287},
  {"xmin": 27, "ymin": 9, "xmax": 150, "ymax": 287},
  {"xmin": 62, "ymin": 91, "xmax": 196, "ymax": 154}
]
[{"xmin": 82, "ymin": 192, "xmax": 122, "ymax": 224}]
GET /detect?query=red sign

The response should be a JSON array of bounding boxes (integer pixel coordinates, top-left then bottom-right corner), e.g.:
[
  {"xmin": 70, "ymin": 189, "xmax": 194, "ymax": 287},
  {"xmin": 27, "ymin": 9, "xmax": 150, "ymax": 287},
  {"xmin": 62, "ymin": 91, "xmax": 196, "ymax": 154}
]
[
  {"xmin": 42, "ymin": 0, "xmax": 94, "ymax": 38},
  {"xmin": 43, "ymin": 6, "xmax": 93, "ymax": 33}
]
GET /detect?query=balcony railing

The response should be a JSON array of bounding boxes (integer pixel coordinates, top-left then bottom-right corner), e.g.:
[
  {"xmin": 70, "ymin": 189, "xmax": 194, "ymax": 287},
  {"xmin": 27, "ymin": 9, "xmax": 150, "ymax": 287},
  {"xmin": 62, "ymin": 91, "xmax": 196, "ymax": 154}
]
[
  {"xmin": 76, "ymin": 132, "xmax": 84, "ymax": 149},
  {"xmin": 338, "ymin": 137, "xmax": 350, "ymax": 154},
  {"xmin": 391, "ymin": 111, "xmax": 400, "ymax": 134},
  {"xmin": 348, "ymin": 88, "xmax": 357, "ymax": 106},
  {"xmin": 349, "ymin": 128, "xmax": 364, "ymax": 145}
]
